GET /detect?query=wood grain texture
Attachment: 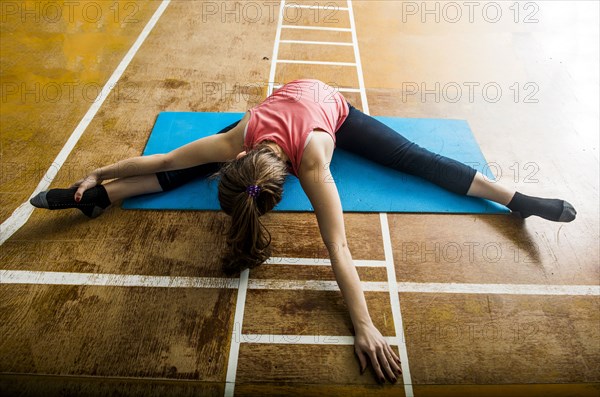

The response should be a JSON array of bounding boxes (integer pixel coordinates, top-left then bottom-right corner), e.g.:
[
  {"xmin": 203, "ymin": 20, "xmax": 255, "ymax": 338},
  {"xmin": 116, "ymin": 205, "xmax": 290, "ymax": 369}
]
[
  {"xmin": 236, "ymin": 343, "xmax": 404, "ymax": 387},
  {"xmin": 400, "ymin": 293, "xmax": 600, "ymax": 384},
  {"xmin": 250, "ymin": 264, "xmax": 388, "ymax": 282},
  {"xmin": 412, "ymin": 384, "xmax": 600, "ymax": 397},
  {"xmin": 281, "ymin": 28, "xmax": 353, "ymax": 43},
  {"xmin": 0, "ymin": 284, "xmax": 236, "ymax": 381},
  {"xmin": 279, "ymin": 43, "xmax": 356, "ymax": 63},
  {"xmin": 243, "ymin": 290, "xmax": 395, "ymax": 336},
  {"xmin": 236, "ymin": 382, "xmax": 406, "ymax": 397},
  {"xmin": 0, "ymin": 1, "xmax": 162, "ymax": 224},
  {"xmin": 0, "ymin": 374, "xmax": 223, "ymax": 397}
]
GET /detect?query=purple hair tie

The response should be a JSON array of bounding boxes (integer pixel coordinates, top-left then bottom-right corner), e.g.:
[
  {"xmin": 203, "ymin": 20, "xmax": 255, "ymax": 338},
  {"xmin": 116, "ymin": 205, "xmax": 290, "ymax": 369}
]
[{"xmin": 246, "ymin": 184, "xmax": 261, "ymax": 198}]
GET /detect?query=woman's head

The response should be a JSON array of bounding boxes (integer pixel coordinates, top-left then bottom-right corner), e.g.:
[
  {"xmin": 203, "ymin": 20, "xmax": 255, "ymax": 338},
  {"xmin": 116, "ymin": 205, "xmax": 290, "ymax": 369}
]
[{"xmin": 211, "ymin": 142, "xmax": 288, "ymax": 275}]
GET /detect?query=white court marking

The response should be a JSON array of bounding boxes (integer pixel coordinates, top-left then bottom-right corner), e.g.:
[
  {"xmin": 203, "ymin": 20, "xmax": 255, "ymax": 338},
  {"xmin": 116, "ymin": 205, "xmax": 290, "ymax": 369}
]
[
  {"xmin": 224, "ymin": 269, "xmax": 249, "ymax": 397},
  {"xmin": 0, "ymin": 0, "xmax": 172, "ymax": 246},
  {"xmin": 284, "ymin": 4, "xmax": 349, "ymax": 11},
  {"xmin": 277, "ymin": 59, "xmax": 357, "ymax": 66},
  {"xmin": 225, "ymin": 2, "xmax": 285, "ymax": 393},
  {"xmin": 347, "ymin": 0, "xmax": 369, "ymax": 114},
  {"xmin": 240, "ymin": 335, "xmax": 399, "ymax": 345},
  {"xmin": 279, "ymin": 39, "xmax": 354, "ymax": 46},
  {"xmin": 266, "ymin": 256, "xmax": 386, "ymax": 267},
  {"xmin": 2, "ymin": 269, "xmax": 598, "ymax": 296},
  {"xmin": 273, "ymin": 84, "xmax": 361, "ymax": 93},
  {"xmin": 347, "ymin": 0, "xmax": 401, "ymax": 390},
  {"xmin": 281, "ymin": 25, "xmax": 352, "ymax": 32},
  {"xmin": 381, "ymin": 213, "xmax": 413, "ymax": 394}
]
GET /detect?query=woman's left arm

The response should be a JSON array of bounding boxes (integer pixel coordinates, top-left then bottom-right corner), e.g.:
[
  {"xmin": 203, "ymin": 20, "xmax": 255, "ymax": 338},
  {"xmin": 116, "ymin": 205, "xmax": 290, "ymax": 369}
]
[{"xmin": 299, "ymin": 160, "xmax": 402, "ymax": 383}]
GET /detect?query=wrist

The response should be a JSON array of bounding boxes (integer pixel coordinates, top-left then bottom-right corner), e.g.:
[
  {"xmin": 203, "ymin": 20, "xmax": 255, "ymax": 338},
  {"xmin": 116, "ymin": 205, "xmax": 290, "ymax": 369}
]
[
  {"xmin": 92, "ymin": 168, "xmax": 103, "ymax": 180},
  {"xmin": 354, "ymin": 318, "xmax": 374, "ymax": 332}
]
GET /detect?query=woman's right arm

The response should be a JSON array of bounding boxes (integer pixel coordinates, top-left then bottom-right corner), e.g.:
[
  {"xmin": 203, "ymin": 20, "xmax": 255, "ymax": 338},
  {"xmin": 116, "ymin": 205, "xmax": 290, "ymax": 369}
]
[
  {"xmin": 72, "ymin": 130, "xmax": 240, "ymax": 200},
  {"xmin": 71, "ymin": 153, "xmax": 168, "ymax": 201},
  {"xmin": 96, "ymin": 126, "xmax": 241, "ymax": 179},
  {"xmin": 93, "ymin": 154, "xmax": 168, "ymax": 180}
]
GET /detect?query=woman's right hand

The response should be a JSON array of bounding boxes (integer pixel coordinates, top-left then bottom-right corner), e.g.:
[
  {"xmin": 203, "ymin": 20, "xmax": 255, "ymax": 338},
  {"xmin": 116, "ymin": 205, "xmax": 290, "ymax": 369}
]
[{"xmin": 70, "ymin": 172, "xmax": 103, "ymax": 202}]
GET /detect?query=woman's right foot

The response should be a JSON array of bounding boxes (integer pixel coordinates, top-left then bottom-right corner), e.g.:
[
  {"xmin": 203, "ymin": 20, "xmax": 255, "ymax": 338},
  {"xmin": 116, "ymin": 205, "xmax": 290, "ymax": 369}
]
[{"xmin": 30, "ymin": 186, "xmax": 111, "ymax": 219}]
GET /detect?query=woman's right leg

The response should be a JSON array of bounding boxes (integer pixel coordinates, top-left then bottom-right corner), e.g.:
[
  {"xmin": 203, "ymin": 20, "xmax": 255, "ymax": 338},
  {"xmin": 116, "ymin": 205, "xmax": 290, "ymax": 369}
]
[
  {"xmin": 104, "ymin": 159, "xmax": 224, "ymax": 202},
  {"xmin": 152, "ymin": 118, "xmax": 240, "ymax": 193},
  {"xmin": 103, "ymin": 173, "xmax": 163, "ymax": 203},
  {"xmin": 106, "ymin": 117, "xmax": 243, "ymax": 200},
  {"xmin": 31, "ymin": 119, "xmax": 241, "ymax": 217},
  {"xmin": 105, "ymin": 118, "xmax": 241, "ymax": 204}
]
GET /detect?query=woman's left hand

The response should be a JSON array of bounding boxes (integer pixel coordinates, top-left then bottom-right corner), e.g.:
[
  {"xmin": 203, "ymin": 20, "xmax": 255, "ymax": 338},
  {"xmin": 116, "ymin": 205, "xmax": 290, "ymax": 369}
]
[{"xmin": 354, "ymin": 323, "xmax": 402, "ymax": 383}]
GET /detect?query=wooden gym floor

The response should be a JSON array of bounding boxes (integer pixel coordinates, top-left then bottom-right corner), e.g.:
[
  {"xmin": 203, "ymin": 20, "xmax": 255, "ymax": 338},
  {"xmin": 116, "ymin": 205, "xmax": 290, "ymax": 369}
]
[{"xmin": 1, "ymin": 1, "xmax": 598, "ymax": 396}]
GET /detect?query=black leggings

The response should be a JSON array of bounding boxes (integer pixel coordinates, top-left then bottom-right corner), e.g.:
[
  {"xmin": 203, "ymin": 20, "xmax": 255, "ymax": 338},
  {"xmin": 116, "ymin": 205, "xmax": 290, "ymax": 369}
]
[{"xmin": 155, "ymin": 102, "xmax": 477, "ymax": 195}]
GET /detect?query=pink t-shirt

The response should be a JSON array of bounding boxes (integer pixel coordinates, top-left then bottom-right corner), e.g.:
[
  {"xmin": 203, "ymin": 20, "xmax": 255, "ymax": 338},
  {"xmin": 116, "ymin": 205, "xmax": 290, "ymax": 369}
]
[{"xmin": 244, "ymin": 79, "xmax": 349, "ymax": 177}]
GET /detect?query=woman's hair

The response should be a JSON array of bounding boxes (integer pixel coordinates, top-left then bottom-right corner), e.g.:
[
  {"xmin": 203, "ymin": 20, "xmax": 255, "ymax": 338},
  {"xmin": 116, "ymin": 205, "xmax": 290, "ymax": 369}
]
[{"xmin": 209, "ymin": 141, "xmax": 288, "ymax": 275}]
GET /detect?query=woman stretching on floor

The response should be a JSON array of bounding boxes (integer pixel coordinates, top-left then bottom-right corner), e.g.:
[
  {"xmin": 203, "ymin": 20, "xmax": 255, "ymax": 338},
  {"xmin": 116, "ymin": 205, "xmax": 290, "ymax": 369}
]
[{"xmin": 30, "ymin": 78, "xmax": 576, "ymax": 384}]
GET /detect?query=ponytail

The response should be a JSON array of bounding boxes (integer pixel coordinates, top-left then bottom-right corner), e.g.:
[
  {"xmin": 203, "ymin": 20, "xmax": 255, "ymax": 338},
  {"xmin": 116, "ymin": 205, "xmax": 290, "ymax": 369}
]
[{"xmin": 210, "ymin": 143, "xmax": 287, "ymax": 275}]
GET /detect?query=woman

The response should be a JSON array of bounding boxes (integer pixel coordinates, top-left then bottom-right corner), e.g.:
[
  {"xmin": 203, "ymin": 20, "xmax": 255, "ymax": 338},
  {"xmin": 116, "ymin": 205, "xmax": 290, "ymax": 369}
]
[{"xmin": 30, "ymin": 78, "xmax": 576, "ymax": 384}]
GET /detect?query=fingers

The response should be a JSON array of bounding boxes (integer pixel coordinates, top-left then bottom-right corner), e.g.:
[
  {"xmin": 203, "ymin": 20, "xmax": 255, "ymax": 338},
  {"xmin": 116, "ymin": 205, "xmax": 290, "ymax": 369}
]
[
  {"xmin": 355, "ymin": 348, "xmax": 367, "ymax": 374},
  {"xmin": 73, "ymin": 175, "xmax": 98, "ymax": 201},
  {"xmin": 376, "ymin": 347, "xmax": 397, "ymax": 383},
  {"xmin": 75, "ymin": 183, "xmax": 90, "ymax": 202},
  {"xmin": 386, "ymin": 344, "xmax": 402, "ymax": 374},
  {"xmin": 367, "ymin": 350, "xmax": 385, "ymax": 383},
  {"xmin": 355, "ymin": 327, "xmax": 403, "ymax": 385}
]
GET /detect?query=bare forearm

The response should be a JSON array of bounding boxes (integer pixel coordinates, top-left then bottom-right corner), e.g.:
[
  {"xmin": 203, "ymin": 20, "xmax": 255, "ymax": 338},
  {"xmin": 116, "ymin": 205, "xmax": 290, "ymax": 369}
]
[
  {"xmin": 94, "ymin": 154, "xmax": 167, "ymax": 180},
  {"xmin": 330, "ymin": 244, "xmax": 374, "ymax": 330}
]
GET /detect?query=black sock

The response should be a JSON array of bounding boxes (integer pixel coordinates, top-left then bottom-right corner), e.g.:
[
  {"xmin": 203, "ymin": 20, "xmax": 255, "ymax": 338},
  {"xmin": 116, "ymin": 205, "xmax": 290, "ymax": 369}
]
[
  {"xmin": 30, "ymin": 185, "xmax": 112, "ymax": 218},
  {"xmin": 506, "ymin": 191, "xmax": 576, "ymax": 222}
]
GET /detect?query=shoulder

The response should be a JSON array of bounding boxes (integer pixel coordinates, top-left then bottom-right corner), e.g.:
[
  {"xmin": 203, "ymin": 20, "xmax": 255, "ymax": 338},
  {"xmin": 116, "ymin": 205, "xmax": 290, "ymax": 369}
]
[
  {"xmin": 225, "ymin": 111, "xmax": 251, "ymax": 153},
  {"xmin": 298, "ymin": 129, "xmax": 334, "ymax": 177}
]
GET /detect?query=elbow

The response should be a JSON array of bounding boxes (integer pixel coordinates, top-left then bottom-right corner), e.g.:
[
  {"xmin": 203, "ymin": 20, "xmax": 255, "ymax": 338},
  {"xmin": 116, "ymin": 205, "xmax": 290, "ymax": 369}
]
[
  {"xmin": 325, "ymin": 239, "xmax": 349, "ymax": 258},
  {"xmin": 158, "ymin": 153, "xmax": 171, "ymax": 173}
]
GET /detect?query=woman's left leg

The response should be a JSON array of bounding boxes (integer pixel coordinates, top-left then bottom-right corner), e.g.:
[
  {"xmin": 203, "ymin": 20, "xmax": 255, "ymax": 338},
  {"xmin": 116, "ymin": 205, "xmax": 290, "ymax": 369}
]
[
  {"xmin": 336, "ymin": 103, "xmax": 481, "ymax": 196},
  {"xmin": 465, "ymin": 172, "xmax": 515, "ymax": 205},
  {"xmin": 335, "ymin": 103, "xmax": 576, "ymax": 222}
]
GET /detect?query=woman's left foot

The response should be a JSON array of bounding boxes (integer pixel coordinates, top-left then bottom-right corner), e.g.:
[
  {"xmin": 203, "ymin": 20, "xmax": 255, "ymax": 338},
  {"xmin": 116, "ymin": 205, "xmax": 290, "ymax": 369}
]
[{"xmin": 507, "ymin": 191, "xmax": 577, "ymax": 222}]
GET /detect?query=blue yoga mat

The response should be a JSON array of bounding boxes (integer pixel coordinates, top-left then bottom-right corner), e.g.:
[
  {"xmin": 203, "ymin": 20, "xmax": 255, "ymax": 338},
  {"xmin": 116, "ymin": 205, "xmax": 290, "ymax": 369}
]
[{"xmin": 122, "ymin": 112, "xmax": 509, "ymax": 214}]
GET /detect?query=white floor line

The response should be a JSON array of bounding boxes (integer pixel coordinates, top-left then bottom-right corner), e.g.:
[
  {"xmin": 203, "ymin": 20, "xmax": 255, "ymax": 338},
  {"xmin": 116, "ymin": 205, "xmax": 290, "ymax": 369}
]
[
  {"xmin": 2, "ymin": 270, "xmax": 598, "ymax": 296},
  {"xmin": 0, "ymin": 0, "xmax": 171, "ymax": 246},
  {"xmin": 272, "ymin": 84, "xmax": 361, "ymax": 93},
  {"xmin": 346, "ymin": 0, "xmax": 369, "ymax": 114},
  {"xmin": 333, "ymin": 87, "xmax": 362, "ymax": 93},
  {"xmin": 267, "ymin": 0, "xmax": 285, "ymax": 96},
  {"xmin": 279, "ymin": 39, "xmax": 354, "ymax": 46},
  {"xmin": 277, "ymin": 59, "xmax": 357, "ymax": 66},
  {"xmin": 224, "ymin": 3, "xmax": 282, "ymax": 396},
  {"xmin": 0, "ymin": 270, "xmax": 385, "ymax": 291},
  {"xmin": 397, "ymin": 282, "xmax": 600, "ymax": 296},
  {"xmin": 0, "ymin": 270, "xmax": 238, "ymax": 289},
  {"xmin": 249, "ymin": 279, "xmax": 388, "ymax": 291},
  {"xmin": 240, "ymin": 334, "xmax": 399, "ymax": 345},
  {"xmin": 224, "ymin": 269, "xmax": 249, "ymax": 397},
  {"xmin": 266, "ymin": 257, "xmax": 386, "ymax": 267},
  {"xmin": 281, "ymin": 25, "xmax": 352, "ymax": 32},
  {"xmin": 380, "ymin": 214, "xmax": 414, "ymax": 397},
  {"xmin": 284, "ymin": 4, "xmax": 349, "ymax": 11},
  {"xmin": 347, "ymin": 0, "xmax": 403, "ymax": 392},
  {"xmin": 265, "ymin": 257, "xmax": 386, "ymax": 267}
]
